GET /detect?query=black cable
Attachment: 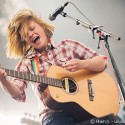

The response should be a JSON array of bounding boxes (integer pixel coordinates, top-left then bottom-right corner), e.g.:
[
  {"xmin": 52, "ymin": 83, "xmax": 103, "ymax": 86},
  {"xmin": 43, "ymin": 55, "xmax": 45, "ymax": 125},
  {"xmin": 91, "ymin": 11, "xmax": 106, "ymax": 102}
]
[{"xmin": 68, "ymin": 1, "xmax": 94, "ymax": 25}]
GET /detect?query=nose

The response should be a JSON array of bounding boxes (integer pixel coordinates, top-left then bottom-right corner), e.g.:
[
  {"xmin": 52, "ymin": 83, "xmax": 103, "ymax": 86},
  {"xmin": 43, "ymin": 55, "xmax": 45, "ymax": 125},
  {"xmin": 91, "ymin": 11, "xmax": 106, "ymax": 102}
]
[{"xmin": 28, "ymin": 30, "xmax": 34, "ymax": 40}]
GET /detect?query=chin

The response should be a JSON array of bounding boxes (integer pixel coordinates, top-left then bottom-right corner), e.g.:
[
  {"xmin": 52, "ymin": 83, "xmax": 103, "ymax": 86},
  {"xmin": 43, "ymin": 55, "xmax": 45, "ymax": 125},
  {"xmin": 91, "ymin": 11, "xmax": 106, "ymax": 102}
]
[{"xmin": 36, "ymin": 46, "xmax": 45, "ymax": 51}]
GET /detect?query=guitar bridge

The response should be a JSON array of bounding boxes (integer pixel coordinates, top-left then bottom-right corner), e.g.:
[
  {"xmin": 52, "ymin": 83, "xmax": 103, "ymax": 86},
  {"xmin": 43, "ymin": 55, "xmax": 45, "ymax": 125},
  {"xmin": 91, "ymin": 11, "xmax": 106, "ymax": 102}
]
[{"xmin": 88, "ymin": 79, "xmax": 94, "ymax": 101}]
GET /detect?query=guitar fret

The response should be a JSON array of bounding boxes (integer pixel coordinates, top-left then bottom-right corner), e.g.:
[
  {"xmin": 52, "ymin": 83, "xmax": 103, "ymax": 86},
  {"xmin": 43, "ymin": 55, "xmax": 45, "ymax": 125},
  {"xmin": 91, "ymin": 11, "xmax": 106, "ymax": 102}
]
[
  {"xmin": 36, "ymin": 75, "xmax": 38, "ymax": 82},
  {"xmin": 56, "ymin": 79, "xmax": 62, "ymax": 87},
  {"xmin": 24, "ymin": 73, "xmax": 26, "ymax": 79},
  {"xmin": 33, "ymin": 74, "xmax": 35, "ymax": 81},
  {"xmin": 50, "ymin": 78, "xmax": 53, "ymax": 85},
  {"xmin": 27, "ymin": 73, "xmax": 30, "ymax": 80},
  {"xmin": 34, "ymin": 75, "xmax": 36, "ymax": 82},
  {"xmin": 10, "ymin": 70, "xmax": 13, "ymax": 77},
  {"xmin": 5, "ymin": 69, "xmax": 9, "ymax": 76},
  {"xmin": 42, "ymin": 76, "xmax": 45, "ymax": 83},
  {"xmin": 9, "ymin": 69, "xmax": 10, "ymax": 76},
  {"xmin": 25, "ymin": 73, "xmax": 27, "ymax": 79},
  {"xmin": 22, "ymin": 73, "xmax": 24, "ymax": 78},
  {"xmin": 15, "ymin": 70, "xmax": 17, "ymax": 77},
  {"xmin": 46, "ymin": 77, "xmax": 48, "ymax": 84},
  {"xmin": 53, "ymin": 78, "xmax": 56, "ymax": 86},
  {"xmin": 37, "ymin": 75, "xmax": 40, "ymax": 83},
  {"xmin": 20, "ymin": 72, "xmax": 22, "ymax": 79},
  {"xmin": 29, "ymin": 73, "xmax": 31, "ymax": 80},
  {"xmin": 55, "ymin": 81, "xmax": 59, "ymax": 86},
  {"xmin": 56, "ymin": 79, "xmax": 59, "ymax": 87},
  {"xmin": 14, "ymin": 70, "xmax": 15, "ymax": 77},
  {"xmin": 31, "ymin": 74, "xmax": 34, "ymax": 81},
  {"xmin": 40, "ymin": 75, "xmax": 42, "ymax": 83},
  {"xmin": 54, "ymin": 78, "xmax": 58, "ymax": 86},
  {"xmin": 32, "ymin": 74, "xmax": 34, "ymax": 81},
  {"xmin": 26, "ymin": 73, "xmax": 28, "ymax": 80},
  {"xmin": 48, "ymin": 77, "xmax": 50, "ymax": 85},
  {"xmin": 35, "ymin": 75, "xmax": 37, "ymax": 82},
  {"xmin": 45, "ymin": 77, "xmax": 47, "ymax": 84},
  {"xmin": 15, "ymin": 71, "xmax": 18, "ymax": 78}
]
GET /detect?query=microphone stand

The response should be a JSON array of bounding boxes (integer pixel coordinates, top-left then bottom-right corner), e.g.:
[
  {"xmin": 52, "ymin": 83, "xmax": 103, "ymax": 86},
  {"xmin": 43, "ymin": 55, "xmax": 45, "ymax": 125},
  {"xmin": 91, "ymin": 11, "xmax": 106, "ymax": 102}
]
[
  {"xmin": 60, "ymin": 11, "xmax": 125, "ymax": 104},
  {"xmin": 96, "ymin": 29, "xmax": 125, "ymax": 103}
]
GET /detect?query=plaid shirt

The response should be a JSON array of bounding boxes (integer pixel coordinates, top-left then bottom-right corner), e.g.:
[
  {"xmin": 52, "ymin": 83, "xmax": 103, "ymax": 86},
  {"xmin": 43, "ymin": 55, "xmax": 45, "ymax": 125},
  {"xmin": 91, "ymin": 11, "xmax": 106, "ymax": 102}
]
[{"xmin": 12, "ymin": 39, "xmax": 99, "ymax": 115}]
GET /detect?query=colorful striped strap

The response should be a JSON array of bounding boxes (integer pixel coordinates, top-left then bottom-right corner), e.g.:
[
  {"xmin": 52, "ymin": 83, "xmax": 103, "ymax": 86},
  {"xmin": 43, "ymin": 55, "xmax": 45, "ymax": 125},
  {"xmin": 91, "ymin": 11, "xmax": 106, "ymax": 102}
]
[{"xmin": 31, "ymin": 58, "xmax": 39, "ymax": 75}]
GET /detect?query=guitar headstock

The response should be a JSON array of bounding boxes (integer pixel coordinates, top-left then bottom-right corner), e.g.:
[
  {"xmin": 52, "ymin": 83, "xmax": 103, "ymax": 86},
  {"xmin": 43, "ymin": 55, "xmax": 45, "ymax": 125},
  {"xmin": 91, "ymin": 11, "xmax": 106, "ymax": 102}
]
[
  {"xmin": 21, "ymin": 113, "xmax": 41, "ymax": 125},
  {"xmin": 120, "ymin": 99, "xmax": 125, "ymax": 111},
  {"xmin": 21, "ymin": 118, "xmax": 41, "ymax": 125}
]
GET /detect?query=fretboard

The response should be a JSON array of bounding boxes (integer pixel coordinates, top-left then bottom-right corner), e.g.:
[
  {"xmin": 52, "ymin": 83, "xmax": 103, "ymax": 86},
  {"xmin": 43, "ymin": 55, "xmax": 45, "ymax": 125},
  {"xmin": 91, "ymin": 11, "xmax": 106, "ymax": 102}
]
[{"xmin": 5, "ymin": 68, "xmax": 62, "ymax": 88}]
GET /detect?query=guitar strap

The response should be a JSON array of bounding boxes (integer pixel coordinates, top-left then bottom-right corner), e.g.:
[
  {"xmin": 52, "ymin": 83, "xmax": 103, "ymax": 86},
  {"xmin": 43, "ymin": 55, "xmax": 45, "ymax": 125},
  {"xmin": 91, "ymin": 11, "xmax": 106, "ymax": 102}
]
[
  {"xmin": 30, "ymin": 43, "xmax": 52, "ymax": 93},
  {"xmin": 31, "ymin": 57, "xmax": 48, "ymax": 93},
  {"xmin": 31, "ymin": 57, "xmax": 39, "ymax": 75},
  {"xmin": 30, "ymin": 43, "xmax": 52, "ymax": 75}
]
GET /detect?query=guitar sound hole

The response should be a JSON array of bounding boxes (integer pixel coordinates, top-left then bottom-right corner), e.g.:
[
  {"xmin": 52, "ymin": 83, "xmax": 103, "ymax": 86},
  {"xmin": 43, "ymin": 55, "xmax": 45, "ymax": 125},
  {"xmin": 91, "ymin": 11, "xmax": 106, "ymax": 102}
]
[{"xmin": 61, "ymin": 77, "xmax": 77, "ymax": 94}]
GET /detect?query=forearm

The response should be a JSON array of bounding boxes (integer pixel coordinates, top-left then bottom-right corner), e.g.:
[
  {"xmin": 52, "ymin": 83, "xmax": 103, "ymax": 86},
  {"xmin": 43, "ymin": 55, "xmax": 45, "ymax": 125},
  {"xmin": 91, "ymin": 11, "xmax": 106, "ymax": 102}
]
[
  {"xmin": 0, "ymin": 78, "xmax": 21, "ymax": 98},
  {"xmin": 82, "ymin": 56, "xmax": 107, "ymax": 72}
]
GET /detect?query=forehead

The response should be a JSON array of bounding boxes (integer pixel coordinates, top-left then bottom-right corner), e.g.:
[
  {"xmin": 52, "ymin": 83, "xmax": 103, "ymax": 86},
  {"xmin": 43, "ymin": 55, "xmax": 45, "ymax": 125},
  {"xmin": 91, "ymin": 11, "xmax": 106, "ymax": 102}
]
[
  {"xmin": 19, "ymin": 21, "xmax": 38, "ymax": 38},
  {"xmin": 28, "ymin": 20, "xmax": 41, "ymax": 28},
  {"xmin": 28, "ymin": 20, "xmax": 37, "ymax": 26}
]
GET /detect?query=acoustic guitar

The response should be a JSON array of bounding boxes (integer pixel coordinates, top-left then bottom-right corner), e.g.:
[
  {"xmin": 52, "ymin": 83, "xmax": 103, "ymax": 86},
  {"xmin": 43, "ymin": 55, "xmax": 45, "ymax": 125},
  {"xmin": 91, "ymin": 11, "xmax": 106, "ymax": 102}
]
[{"xmin": 4, "ymin": 65, "xmax": 119, "ymax": 122}]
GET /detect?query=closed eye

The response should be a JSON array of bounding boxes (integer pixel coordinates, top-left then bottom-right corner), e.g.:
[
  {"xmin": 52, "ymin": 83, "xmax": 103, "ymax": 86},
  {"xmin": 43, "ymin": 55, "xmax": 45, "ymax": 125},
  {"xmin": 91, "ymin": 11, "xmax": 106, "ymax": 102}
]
[{"xmin": 29, "ymin": 26, "xmax": 35, "ymax": 31}]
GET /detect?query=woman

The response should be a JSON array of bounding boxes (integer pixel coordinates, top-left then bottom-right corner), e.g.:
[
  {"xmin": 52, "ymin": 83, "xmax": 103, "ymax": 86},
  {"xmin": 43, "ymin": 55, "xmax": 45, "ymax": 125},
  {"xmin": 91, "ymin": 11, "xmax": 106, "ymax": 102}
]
[{"xmin": 0, "ymin": 9, "xmax": 107, "ymax": 125}]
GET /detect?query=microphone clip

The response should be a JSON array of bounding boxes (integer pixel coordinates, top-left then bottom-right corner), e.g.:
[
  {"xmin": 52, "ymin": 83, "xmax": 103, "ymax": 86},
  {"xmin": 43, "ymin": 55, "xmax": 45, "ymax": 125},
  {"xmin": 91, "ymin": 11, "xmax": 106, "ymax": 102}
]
[{"xmin": 89, "ymin": 25, "xmax": 103, "ymax": 39}]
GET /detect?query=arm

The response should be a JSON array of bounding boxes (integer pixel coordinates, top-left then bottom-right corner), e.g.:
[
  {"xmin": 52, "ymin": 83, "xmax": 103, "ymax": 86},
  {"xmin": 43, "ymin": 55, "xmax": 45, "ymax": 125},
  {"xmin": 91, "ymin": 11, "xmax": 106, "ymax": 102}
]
[
  {"xmin": 63, "ymin": 56, "xmax": 107, "ymax": 72},
  {"xmin": 0, "ymin": 68, "xmax": 21, "ymax": 97},
  {"xmin": 62, "ymin": 40, "xmax": 107, "ymax": 72}
]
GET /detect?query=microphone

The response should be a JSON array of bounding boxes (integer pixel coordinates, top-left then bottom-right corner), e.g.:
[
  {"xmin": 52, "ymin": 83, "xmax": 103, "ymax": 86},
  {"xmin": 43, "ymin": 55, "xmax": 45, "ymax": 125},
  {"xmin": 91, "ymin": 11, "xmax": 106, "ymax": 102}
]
[{"xmin": 49, "ymin": 2, "xmax": 69, "ymax": 21}]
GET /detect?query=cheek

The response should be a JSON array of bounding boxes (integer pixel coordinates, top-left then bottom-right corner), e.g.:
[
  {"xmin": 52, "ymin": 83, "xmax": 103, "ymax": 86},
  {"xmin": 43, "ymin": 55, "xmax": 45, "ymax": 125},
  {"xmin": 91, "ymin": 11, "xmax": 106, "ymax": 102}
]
[
  {"xmin": 40, "ymin": 29, "xmax": 47, "ymax": 38},
  {"xmin": 25, "ymin": 40, "xmax": 32, "ymax": 46}
]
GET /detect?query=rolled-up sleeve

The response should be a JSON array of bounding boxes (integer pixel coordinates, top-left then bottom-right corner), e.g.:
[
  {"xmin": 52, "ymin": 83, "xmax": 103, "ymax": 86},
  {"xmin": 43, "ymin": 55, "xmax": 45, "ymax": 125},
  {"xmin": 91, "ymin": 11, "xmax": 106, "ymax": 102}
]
[
  {"xmin": 12, "ymin": 58, "xmax": 29, "ymax": 102},
  {"xmin": 67, "ymin": 40, "xmax": 99, "ymax": 59}
]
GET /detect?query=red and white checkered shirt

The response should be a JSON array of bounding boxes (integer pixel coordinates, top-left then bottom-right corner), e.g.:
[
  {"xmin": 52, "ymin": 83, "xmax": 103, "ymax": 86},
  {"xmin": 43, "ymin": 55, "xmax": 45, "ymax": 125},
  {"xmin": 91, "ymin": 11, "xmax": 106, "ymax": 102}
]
[{"xmin": 12, "ymin": 39, "xmax": 99, "ymax": 116}]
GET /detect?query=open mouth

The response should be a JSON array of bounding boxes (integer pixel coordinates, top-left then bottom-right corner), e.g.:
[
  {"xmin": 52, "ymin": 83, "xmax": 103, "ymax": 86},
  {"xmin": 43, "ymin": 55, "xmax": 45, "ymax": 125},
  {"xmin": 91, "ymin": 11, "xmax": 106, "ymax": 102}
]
[{"xmin": 32, "ymin": 36, "xmax": 40, "ymax": 43}]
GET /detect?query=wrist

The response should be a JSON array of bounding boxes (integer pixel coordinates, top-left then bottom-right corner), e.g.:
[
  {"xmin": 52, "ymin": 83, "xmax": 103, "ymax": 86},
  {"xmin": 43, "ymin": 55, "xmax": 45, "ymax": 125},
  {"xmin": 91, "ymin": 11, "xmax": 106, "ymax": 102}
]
[
  {"xmin": 81, "ymin": 60, "xmax": 88, "ymax": 69},
  {"xmin": 1, "ymin": 77, "xmax": 8, "ymax": 85}
]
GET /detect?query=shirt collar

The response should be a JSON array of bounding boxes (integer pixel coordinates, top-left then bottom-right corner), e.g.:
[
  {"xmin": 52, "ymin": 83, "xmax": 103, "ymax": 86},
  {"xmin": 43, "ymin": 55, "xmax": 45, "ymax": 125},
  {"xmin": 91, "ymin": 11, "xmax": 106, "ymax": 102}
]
[{"xmin": 24, "ymin": 42, "xmax": 57, "ymax": 59}]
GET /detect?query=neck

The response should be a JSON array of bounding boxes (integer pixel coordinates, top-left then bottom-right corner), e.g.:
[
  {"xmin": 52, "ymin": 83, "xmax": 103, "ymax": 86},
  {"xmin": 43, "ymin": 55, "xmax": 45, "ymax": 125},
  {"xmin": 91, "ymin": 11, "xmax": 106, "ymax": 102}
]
[{"xmin": 36, "ymin": 43, "xmax": 51, "ymax": 54}]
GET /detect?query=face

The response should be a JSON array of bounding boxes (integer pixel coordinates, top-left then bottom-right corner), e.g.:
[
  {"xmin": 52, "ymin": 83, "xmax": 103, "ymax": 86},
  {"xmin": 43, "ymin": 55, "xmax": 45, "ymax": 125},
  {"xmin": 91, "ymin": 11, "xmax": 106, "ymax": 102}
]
[{"xmin": 23, "ymin": 21, "xmax": 48, "ymax": 53}]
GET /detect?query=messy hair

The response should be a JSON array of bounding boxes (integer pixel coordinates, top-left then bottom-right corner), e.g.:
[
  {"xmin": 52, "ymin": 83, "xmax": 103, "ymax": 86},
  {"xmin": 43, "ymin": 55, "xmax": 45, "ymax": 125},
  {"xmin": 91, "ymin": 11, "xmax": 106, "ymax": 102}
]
[{"xmin": 6, "ymin": 9, "xmax": 55, "ymax": 59}]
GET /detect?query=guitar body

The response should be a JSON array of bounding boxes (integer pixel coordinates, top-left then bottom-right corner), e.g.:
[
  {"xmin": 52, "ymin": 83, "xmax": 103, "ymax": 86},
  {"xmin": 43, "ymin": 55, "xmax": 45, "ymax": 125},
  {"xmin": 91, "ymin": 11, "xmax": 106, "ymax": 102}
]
[{"xmin": 41, "ymin": 66, "xmax": 119, "ymax": 122}]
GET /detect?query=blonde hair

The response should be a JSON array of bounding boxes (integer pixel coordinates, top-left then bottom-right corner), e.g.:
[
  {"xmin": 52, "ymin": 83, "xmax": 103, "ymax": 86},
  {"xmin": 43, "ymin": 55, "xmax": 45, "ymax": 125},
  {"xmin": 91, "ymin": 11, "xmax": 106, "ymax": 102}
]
[{"xmin": 6, "ymin": 9, "xmax": 55, "ymax": 59}]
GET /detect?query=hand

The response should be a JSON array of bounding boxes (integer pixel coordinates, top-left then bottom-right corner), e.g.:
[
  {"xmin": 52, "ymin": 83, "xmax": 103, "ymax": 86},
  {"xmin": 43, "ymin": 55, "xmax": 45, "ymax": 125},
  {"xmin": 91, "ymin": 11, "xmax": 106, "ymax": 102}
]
[
  {"xmin": 62, "ymin": 59, "xmax": 84, "ymax": 72},
  {"xmin": 0, "ymin": 68, "xmax": 7, "ymax": 82},
  {"xmin": 36, "ymin": 83, "xmax": 48, "ymax": 94}
]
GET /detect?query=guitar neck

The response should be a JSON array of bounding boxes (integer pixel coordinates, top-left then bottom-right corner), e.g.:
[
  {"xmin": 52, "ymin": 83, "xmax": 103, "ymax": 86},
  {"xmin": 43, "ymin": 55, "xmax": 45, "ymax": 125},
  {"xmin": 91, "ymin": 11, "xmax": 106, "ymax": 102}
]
[{"xmin": 5, "ymin": 68, "xmax": 62, "ymax": 88}]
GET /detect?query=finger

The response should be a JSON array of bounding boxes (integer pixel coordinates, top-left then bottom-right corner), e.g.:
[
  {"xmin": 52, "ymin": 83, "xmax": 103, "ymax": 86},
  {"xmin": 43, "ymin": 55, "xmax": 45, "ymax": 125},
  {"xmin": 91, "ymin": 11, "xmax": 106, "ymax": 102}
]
[
  {"xmin": 3, "ymin": 72, "xmax": 7, "ymax": 76},
  {"xmin": 71, "ymin": 68, "xmax": 77, "ymax": 72},
  {"xmin": 67, "ymin": 68, "xmax": 77, "ymax": 72},
  {"xmin": 62, "ymin": 59, "xmax": 76, "ymax": 66},
  {"xmin": 65, "ymin": 65, "xmax": 77, "ymax": 70},
  {"xmin": 63, "ymin": 61, "xmax": 77, "ymax": 68},
  {"xmin": 0, "ymin": 69, "xmax": 5, "ymax": 75}
]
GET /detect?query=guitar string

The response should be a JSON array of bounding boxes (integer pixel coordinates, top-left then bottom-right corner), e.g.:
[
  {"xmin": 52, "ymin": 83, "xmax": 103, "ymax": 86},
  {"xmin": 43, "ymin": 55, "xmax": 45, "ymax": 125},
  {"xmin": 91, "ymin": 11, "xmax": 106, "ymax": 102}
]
[{"xmin": 5, "ymin": 69, "xmax": 77, "ymax": 90}]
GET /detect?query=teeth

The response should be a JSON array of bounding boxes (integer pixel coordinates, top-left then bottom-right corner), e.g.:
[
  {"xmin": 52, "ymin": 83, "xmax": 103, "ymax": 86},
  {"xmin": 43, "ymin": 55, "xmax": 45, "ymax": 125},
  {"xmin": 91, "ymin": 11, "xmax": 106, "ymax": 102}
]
[
  {"xmin": 33, "ymin": 37, "xmax": 36, "ymax": 41},
  {"xmin": 33, "ymin": 36, "xmax": 39, "ymax": 43}
]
